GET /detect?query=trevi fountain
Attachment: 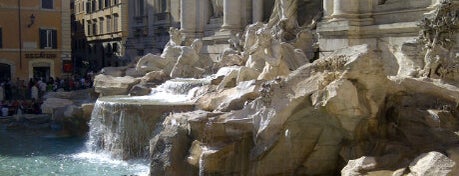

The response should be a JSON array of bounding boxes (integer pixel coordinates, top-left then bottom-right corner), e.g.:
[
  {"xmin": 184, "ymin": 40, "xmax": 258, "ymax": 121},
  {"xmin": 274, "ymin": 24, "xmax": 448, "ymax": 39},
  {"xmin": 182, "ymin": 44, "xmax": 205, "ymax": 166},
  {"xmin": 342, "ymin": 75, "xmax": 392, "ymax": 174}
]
[{"xmin": 65, "ymin": 0, "xmax": 459, "ymax": 175}]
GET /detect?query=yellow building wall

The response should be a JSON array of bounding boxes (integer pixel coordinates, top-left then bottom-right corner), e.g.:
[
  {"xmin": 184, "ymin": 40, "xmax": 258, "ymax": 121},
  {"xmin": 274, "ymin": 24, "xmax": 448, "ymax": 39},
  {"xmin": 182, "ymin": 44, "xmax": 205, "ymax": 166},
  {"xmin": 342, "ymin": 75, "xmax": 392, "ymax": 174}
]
[{"xmin": 0, "ymin": 0, "xmax": 68, "ymax": 81}]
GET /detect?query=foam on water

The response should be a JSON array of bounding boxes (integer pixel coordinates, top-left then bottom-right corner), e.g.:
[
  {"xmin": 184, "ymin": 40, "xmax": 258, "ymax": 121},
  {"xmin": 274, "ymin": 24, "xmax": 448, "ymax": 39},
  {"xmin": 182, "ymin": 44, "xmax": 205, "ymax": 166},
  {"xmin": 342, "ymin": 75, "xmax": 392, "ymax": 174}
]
[
  {"xmin": 72, "ymin": 152, "xmax": 149, "ymax": 176},
  {"xmin": 0, "ymin": 129, "xmax": 149, "ymax": 176},
  {"xmin": 120, "ymin": 77, "xmax": 211, "ymax": 103}
]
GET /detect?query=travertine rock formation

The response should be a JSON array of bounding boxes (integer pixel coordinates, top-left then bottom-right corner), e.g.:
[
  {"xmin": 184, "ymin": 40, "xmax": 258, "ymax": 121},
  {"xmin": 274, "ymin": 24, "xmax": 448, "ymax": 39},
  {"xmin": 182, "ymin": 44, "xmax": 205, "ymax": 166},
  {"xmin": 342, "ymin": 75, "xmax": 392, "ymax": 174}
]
[
  {"xmin": 149, "ymin": 43, "xmax": 459, "ymax": 175},
  {"xmin": 135, "ymin": 27, "xmax": 208, "ymax": 78},
  {"xmin": 87, "ymin": 0, "xmax": 459, "ymax": 175}
]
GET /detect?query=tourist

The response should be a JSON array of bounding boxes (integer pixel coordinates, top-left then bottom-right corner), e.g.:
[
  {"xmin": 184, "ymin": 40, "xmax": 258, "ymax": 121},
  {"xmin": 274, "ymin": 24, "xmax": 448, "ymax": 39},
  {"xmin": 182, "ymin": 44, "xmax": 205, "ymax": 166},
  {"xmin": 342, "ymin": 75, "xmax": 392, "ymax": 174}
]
[
  {"xmin": 0, "ymin": 82, "xmax": 4, "ymax": 102},
  {"xmin": 4, "ymin": 79, "xmax": 12, "ymax": 100},
  {"xmin": 14, "ymin": 99, "xmax": 24, "ymax": 121},
  {"xmin": 16, "ymin": 78, "xmax": 25, "ymax": 100},
  {"xmin": 31, "ymin": 84, "xmax": 39, "ymax": 100},
  {"xmin": 27, "ymin": 78, "xmax": 35, "ymax": 99},
  {"xmin": 1, "ymin": 101, "xmax": 8, "ymax": 117},
  {"xmin": 80, "ymin": 77, "xmax": 86, "ymax": 89},
  {"xmin": 53, "ymin": 81, "xmax": 59, "ymax": 92},
  {"xmin": 38, "ymin": 79, "xmax": 47, "ymax": 98},
  {"xmin": 69, "ymin": 78, "xmax": 75, "ymax": 90},
  {"xmin": 32, "ymin": 99, "xmax": 41, "ymax": 114}
]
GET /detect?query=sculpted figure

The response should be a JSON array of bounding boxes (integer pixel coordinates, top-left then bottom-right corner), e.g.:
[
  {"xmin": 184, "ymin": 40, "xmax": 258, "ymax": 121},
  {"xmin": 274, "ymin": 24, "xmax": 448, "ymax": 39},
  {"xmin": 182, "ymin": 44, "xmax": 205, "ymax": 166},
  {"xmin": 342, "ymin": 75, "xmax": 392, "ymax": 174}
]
[
  {"xmin": 254, "ymin": 28, "xmax": 290, "ymax": 80},
  {"xmin": 417, "ymin": 0, "xmax": 457, "ymax": 78},
  {"xmin": 210, "ymin": 0, "xmax": 223, "ymax": 18},
  {"xmin": 170, "ymin": 39, "xmax": 204, "ymax": 78},
  {"xmin": 136, "ymin": 27, "xmax": 183, "ymax": 74},
  {"xmin": 136, "ymin": 27, "xmax": 205, "ymax": 78},
  {"xmin": 218, "ymin": 33, "xmax": 245, "ymax": 67},
  {"xmin": 268, "ymin": 0, "xmax": 299, "ymax": 41}
]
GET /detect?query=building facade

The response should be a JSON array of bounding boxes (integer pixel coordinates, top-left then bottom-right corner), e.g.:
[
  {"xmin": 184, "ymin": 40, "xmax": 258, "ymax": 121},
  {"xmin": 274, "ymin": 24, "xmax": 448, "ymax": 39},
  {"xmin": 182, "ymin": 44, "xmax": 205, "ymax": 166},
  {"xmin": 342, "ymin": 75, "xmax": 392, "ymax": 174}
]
[
  {"xmin": 125, "ymin": 0, "xmax": 180, "ymax": 59},
  {"xmin": 0, "ymin": 0, "xmax": 71, "ymax": 82},
  {"xmin": 73, "ymin": 0, "xmax": 128, "ymax": 71},
  {"xmin": 317, "ymin": 0, "xmax": 459, "ymax": 76},
  {"xmin": 124, "ymin": 0, "xmax": 279, "ymax": 61}
]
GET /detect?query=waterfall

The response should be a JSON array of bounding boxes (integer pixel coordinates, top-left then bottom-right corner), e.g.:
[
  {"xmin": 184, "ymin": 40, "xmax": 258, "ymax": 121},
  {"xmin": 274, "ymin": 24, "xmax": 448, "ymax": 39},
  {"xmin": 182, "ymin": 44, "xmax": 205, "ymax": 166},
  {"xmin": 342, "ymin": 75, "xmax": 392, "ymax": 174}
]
[
  {"xmin": 87, "ymin": 100, "xmax": 161, "ymax": 159},
  {"xmin": 120, "ymin": 78, "xmax": 211, "ymax": 103},
  {"xmin": 86, "ymin": 78, "xmax": 207, "ymax": 160}
]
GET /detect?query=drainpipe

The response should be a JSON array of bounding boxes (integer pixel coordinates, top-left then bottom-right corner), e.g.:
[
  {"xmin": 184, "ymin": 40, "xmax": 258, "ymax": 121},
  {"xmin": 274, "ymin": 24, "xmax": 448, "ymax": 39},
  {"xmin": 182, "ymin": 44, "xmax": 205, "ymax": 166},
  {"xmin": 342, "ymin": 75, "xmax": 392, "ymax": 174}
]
[{"xmin": 18, "ymin": 0, "xmax": 22, "ymax": 69}]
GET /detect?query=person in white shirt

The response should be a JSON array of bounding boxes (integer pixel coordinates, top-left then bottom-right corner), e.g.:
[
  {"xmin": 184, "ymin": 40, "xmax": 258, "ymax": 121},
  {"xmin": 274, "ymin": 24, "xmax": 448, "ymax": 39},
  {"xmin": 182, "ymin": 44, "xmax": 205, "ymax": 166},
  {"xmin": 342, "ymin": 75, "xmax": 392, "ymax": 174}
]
[{"xmin": 31, "ymin": 85, "xmax": 39, "ymax": 100}]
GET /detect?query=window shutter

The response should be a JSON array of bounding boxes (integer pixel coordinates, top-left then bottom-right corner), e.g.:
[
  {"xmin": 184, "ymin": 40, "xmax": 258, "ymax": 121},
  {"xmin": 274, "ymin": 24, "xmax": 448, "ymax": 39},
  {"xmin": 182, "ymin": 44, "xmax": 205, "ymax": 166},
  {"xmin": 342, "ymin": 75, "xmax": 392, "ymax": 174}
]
[
  {"xmin": 39, "ymin": 29, "xmax": 46, "ymax": 49},
  {"xmin": 52, "ymin": 30, "xmax": 57, "ymax": 49}
]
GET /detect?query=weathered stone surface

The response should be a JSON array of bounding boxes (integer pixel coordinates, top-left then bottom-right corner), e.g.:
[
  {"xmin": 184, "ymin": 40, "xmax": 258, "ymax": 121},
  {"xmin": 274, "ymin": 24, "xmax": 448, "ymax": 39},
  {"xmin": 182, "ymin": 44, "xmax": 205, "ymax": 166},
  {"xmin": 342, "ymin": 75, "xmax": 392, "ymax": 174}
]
[
  {"xmin": 408, "ymin": 151, "xmax": 455, "ymax": 176},
  {"xmin": 99, "ymin": 66, "xmax": 127, "ymax": 77},
  {"xmin": 125, "ymin": 67, "xmax": 146, "ymax": 78},
  {"xmin": 341, "ymin": 156, "xmax": 377, "ymax": 176},
  {"xmin": 136, "ymin": 28, "xmax": 208, "ymax": 78},
  {"xmin": 94, "ymin": 74, "xmax": 140, "ymax": 96},
  {"xmin": 197, "ymin": 80, "xmax": 260, "ymax": 112},
  {"xmin": 83, "ymin": 1, "xmax": 459, "ymax": 174},
  {"xmin": 43, "ymin": 89, "xmax": 94, "ymax": 104},
  {"xmin": 141, "ymin": 70, "xmax": 170, "ymax": 84},
  {"xmin": 150, "ymin": 113, "xmax": 197, "ymax": 176},
  {"xmin": 447, "ymin": 147, "xmax": 459, "ymax": 175},
  {"xmin": 63, "ymin": 105, "xmax": 83, "ymax": 119},
  {"xmin": 81, "ymin": 103, "xmax": 94, "ymax": 121},
  {"xmin": 129, "ymin": 84, "xmax": 151, "ymax": 96},
  {"xmin": 41, "ymin": 98, "xmax": 74, "ymax": 114}
]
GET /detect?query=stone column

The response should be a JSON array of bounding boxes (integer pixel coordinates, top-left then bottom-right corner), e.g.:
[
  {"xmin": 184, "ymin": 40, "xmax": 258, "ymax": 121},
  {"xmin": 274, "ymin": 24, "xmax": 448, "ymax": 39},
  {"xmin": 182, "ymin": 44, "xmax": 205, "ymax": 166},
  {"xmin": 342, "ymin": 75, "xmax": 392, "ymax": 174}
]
[
  {"xmin": 180, "ymin": 0, "xmax": 197, "ymax": 34},
  {"xmin": 181, "ymin": 0, "xmax": 209, "ymax": 37},
  {"xmin": 252, "ymin": 0, "xmax": 263, "ymax": 22},
  {"xmin": 331, "ymin": 0, "xmax": 358, "ymax": 19},
  {"xmin": 323, "ymin": 0, "xmax": 334, "ymax": 18},
  {"xmin": 222, "ymin": 0, "xmax": 241, "ymax": 31}
]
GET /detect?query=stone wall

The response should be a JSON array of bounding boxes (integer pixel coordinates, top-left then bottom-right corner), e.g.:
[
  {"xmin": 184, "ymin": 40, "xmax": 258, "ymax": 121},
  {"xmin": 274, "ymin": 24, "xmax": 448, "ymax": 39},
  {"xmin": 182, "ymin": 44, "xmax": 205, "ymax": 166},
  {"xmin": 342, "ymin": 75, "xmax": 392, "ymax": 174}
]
[{"xmin": 318, "ymin": 0, "xmax": 459, "ymax": 77}]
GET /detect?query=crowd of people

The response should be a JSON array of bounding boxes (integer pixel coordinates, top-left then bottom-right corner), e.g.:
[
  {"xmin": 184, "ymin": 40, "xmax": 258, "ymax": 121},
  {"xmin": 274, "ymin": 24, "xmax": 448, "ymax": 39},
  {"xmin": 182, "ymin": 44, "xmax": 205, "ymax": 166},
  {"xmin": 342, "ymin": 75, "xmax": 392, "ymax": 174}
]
[{"xmin": 0, "ymin": 73, "xmax": 94, "ymax": 117}]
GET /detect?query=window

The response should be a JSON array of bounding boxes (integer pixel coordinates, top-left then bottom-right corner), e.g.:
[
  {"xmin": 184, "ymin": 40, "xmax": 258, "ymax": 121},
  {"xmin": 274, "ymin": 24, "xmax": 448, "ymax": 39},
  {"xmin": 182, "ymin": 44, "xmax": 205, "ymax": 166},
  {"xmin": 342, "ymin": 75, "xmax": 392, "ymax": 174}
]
[
  {"xmin": 105, "ymin": 0, "xmax": 110, "ymax": 7},
  {"xmin": 42, "ymin": 0, "xmax": 54, "ymax": 9},
  {"xmin": 87, "ymin": 21, "xmax": 91, "ymax": 35},
  {"xmin": 114, "ymin": 0, "xmax": 119, "ymax": 5},
  {"xmin": 99, "ymin": 18, "xmax": 104, "ymax": 34},
  {"xmin": 113, "ymin": 14, "xmax": 119, "ymax": 32},
  {"xmin": 113, "ymin": 43, "xmax": 119, "ymax": 53},
  {"xmin": 98, "ymin": 0, "xmax": 103, "ymax": 10},
  {"xmin": 92, "ymin": 0, "xmax": 96, "ymax": 12},
  {"xmin": 86, "ymin": 1, "xmax": 91, "ymax": 13},
  {"xmin": 39, "ymin": 29, "xmax": 57, "ymax": 49},
  {"xmin": 92, "ymin": 20, "xmax": 97, "ymax": 35},
  {"xmin": 0, "ymin": 28, "xmax": 2, "ymax": 48},
  {"xmin": 106, "ymin": 16, "xmax": 111, "ymax": 33}
]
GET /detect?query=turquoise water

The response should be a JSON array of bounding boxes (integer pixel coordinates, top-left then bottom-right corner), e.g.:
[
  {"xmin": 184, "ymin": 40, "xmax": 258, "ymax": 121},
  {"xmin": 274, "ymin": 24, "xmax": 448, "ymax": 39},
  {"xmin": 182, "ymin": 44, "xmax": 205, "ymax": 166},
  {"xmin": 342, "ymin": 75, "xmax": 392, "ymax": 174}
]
[{"xmin": 0, "ymin": 127, "xmax": 149, "ymax": 176}]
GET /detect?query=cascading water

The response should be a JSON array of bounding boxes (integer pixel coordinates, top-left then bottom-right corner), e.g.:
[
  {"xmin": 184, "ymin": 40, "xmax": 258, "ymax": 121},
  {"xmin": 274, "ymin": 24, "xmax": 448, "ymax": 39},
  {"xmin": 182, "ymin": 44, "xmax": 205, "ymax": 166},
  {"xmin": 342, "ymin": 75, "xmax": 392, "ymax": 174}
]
[{"xmin": 86, "ymin": 78, "xmax": 210, "ymax": 160}]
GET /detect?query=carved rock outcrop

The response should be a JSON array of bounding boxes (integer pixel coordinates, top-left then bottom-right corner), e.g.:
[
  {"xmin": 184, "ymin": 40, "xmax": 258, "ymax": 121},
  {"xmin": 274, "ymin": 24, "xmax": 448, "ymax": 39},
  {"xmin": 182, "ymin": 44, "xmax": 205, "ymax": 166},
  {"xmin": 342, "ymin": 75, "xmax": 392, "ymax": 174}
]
[{"xmin": 93, "ymin": 74, "xmax": 140, "ymax": 96}]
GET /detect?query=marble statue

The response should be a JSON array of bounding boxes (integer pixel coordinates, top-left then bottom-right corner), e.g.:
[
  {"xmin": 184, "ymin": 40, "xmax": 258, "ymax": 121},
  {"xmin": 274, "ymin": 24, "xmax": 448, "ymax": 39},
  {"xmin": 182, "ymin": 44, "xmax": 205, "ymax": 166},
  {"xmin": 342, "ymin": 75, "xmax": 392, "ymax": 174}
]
[
  {"xmin": 210, "ymin": 0, "xmax": 223, "ymax": 18},
  {"xmin": 253, "ymin": 28, "xmax": 290, "ymax": 80},
  {"xmin": 216, "ymin": 26, "xmax": 294, "ymax": 89},
  {"xmin": 217, "ymin": 33, "xmax": 245, "ymax": 67},
  {"xmin": 268, "ymin": 0, "xmax": 300, "ymax": 41},
  {"xmin": 136, "ymin": 27, "xmax": 205, "ymax": 78},
  {"xmin": 418, "ymin": 0, "xmax": 457, "ymax": 78}
]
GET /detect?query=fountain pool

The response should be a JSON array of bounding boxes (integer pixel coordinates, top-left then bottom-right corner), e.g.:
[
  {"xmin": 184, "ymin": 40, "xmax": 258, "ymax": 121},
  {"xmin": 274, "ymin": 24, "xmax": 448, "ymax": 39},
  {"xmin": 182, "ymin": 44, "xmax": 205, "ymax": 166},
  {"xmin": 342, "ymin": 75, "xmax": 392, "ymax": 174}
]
[{"xmin": 0, "ymin": 127, "xmax": 149, "ymax": 176}]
